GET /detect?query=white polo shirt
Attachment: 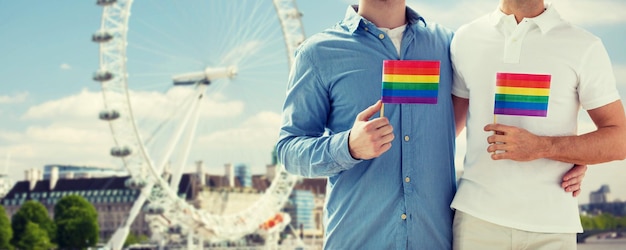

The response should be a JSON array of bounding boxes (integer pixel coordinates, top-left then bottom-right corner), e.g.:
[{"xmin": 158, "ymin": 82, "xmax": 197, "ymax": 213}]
[{"xmin": 451, "ymin": 3, "xmax": 620, "ymax": 233}]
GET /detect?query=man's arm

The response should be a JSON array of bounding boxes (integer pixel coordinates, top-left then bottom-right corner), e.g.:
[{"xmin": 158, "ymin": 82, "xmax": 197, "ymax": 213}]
[
  {"xmin": 485, "ymin": 100, "xmax": 626, "ymax": 164},
  {"xmin": 455, "ymin": 96, "xmax": 588, "ymax": 196},
  {"xmin": 276, "ymin": 50, "xmax": 361, "ymax": 178},
  {"xmin": 278, "ymin": 101, "xmax": 394, "ymax": 177}
]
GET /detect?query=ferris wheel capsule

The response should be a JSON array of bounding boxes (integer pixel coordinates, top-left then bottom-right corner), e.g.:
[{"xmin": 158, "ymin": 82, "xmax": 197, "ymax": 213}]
[
  {"xmin": 92, "ymin": 30, "xmax": 113, "ymax": 43},
  {"xmin": 144, "ymin": 204, "xmax": 165, "ymax": 215},
  {"xmin": 110, "ymin": 146, "xmax": 132, "ymax": 157},
  {"xmin": 96, "ymin": 0, "xmax": 116, "ymax": 6},
  {"xmin": 285, "ymin": 9, "xmax": 303, "ymax": 18},
  {"xmin": 172, "ymin": 66, "xmax": 237, "ymax": 86},
  {"xmin": 168, "ymin": 225, "xmax": 182, "ymax": 234},
  {"xmin": 124, "ymin": 177, "xmax": 147, "ymax": 189},
  {"xmin": 99, "ymin": 110, "xmax": 120, "ymax": 121},
  {"xmin": 93, "ymin": 70, "xmax": 113, "ymax": 82}
]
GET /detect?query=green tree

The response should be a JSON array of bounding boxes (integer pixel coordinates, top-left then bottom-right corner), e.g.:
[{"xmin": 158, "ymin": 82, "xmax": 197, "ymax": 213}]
[
  {"xmin": 591, "ymin": 213, "xmax": 618, "ymax": 230},
  {"xmin": 16, "ymin": 221, "xmax": 54, "ymax": 250},
  {"xmin": 11, "ymin": 201, "xmax": 55, "ymax": 247},
  {"xmin": 54, "ymin": 195, "xmax": 98, "ymax": 249},
  {"xmin": 124, "ymin": 232, "xmax": 149, "ymax": 247},
  {"xmin": 0, "ymin": 205, "xmax": 13, "ymax": 250},
  {"xmin": 580, "ymin": 215, "xmax": 595, "ymax": 230},
  {"xmin": 618, "ymin": 216, "xmax": 626, "ymax": 229}
]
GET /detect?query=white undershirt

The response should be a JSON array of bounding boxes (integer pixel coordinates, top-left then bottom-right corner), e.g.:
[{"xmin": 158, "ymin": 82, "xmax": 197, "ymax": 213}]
[{"xmin": 379, "ymin": 24, "xmax": 406, "ymax": 57}]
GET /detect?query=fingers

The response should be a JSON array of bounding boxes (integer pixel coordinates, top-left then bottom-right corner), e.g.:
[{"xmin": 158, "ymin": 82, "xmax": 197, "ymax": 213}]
[
  {"xmin": 562, "ymin": 182, "xmax": 582, "ymax": 197},
  {"xmin": 563, "ymin": 183, "xmax": 581, "ymax": 193},
  {"xmin": 348, "ymin": 101, "xmax": 394, "ymax": 160},
  {"xmin": 562, "ymin": 164, "xmax": 588, "ymax": 181},
  {"xmin": 486, "ymin": 140, "xmax": 509, "ymax": 157},
  {"xmin": 485, "ymin": 124, "xmax": 507, "ymax": 157},
  {"xmin": 561, "ymin": 164, "xmax": 587, "ymax": 196},
  {"xmin": 380, "ymin": 130, "xmax": 395, "ymax": 144},
  {"xmin": 484, "ymin": 123, "xmax": 507, "ymax": 133},
  {"xmin": 486, "ymin": 134, "xmax": 506, "ymax": 146},
  {"xmin": 356, "ymin": 100, "xmax": 382, "ymax": 122}
]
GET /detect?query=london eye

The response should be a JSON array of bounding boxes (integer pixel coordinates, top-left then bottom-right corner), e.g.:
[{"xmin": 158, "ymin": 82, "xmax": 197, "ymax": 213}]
[{"xmin": 93, "ymin": 0, "xmax": 305, "ymax": 248}]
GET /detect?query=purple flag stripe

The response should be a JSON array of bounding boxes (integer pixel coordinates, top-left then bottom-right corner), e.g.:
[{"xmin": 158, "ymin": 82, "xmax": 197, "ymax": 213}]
[
  {"xmin": 381, "ymin": 97, "xmax": 438, "ymax": 104},
  {"xmin": 494, "ymin": 108, "xmax": 547, "ymax": 117}
]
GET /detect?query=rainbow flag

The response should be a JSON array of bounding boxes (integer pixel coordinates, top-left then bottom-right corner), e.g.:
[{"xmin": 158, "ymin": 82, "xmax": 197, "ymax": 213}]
[
  {"xmin": 494, "ymin": 73, "xmax": 551, "ymax": 117},
  {"xmin": 381, "ymin": 60, "xmax": 440, "ymax": 104}
]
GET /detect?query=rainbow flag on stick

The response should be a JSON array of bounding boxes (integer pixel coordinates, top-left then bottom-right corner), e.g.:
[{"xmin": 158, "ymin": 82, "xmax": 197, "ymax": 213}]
[
  {"xmin": 494, "ymin": 73, "xmax": 551, "ymax": 117},
  {"xmin": 381, "ymin": 60, "xmax": 440, "ymax": 104}
]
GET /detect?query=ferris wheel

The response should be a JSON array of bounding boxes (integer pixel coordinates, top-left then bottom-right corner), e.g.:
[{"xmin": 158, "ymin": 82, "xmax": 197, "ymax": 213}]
[{"xmin": 92, "ymin": 0, "xmax": 305, "ymax": 249}]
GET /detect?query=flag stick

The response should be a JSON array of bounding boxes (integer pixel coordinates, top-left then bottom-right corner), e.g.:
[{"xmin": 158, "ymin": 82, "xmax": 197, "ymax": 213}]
[
  {"xmin": 492, "ymin": 114, "xmax": 497, "ymax": 156},
  {"xmin": 381, "ymin": 103, "xmax": 385, "ymax": 117}
]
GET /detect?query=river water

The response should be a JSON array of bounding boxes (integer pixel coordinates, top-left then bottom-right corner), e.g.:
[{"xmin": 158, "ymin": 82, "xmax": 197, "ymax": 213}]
[{"xmin": 577, "ymin": 238, "xmax": 626, "ymax": 250}]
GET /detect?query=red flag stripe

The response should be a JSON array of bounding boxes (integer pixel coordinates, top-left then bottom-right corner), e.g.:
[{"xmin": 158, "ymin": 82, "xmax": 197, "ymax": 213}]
[
  {"xmin": 383, "ymin": 67, "xmax": 440, "ymax": 75},
  {"xmin": 497, "ymin": 73, "xmax": 551, "ymax": 82},
  {"xmin": 383, "ymin": 60, "xmax": 440, "ymax": 69}
]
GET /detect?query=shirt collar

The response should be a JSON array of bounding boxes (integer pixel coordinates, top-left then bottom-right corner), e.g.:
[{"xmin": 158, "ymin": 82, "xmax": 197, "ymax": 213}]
[
  {"xmin": 488, "ymin": 2, "xmax": 563, "ymax": 34},
  {"xmin": 343, "ymin": 5, "xmax": 426, "ymax": 34}
]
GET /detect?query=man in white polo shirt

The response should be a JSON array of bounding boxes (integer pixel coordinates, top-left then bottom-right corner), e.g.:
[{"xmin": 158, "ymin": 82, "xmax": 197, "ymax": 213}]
[{"xmin": 450, "ymin": 0, "xmax": 626, "ymax": 249}]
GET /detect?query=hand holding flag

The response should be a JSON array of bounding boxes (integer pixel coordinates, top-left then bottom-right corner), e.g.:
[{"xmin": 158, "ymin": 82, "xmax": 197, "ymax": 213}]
[
  {"xmin": 348, "ymin": 100, "xmax": 395, "ymax": 160},
  {"xmin": 489, "ymin": 72, "xmax": 552, "ymax": 158}
]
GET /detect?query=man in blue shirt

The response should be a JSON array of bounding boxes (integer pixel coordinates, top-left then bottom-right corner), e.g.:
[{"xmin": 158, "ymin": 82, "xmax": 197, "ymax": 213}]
[
  {"xmin": 276, "ymin": 1, "xmax": 456, "ymax": 249},
  {"xmin": 276, "ymin": 0, "xmax": 586, "ymax": 249}
]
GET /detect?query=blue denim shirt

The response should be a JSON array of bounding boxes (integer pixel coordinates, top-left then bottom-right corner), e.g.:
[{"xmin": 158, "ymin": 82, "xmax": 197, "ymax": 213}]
[{"xmin": 277, "ymin": 5, "xmax": 456, "ymax": 250}]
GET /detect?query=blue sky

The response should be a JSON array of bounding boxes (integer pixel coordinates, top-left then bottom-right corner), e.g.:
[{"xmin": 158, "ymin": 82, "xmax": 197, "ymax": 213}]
[{"xmin": 1, "ymin": 0, "xmax": 625, "ymax": 204}]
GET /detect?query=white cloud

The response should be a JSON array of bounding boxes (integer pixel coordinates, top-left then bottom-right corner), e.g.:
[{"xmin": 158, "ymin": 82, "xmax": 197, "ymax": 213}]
[
  {"xmin": 194, "ymin": 111, "xmax": 282, "ymax": 170},
  {"xmin": 550, "ymin": 0, "xmax": 626, "ymax": 26},
  {"xmin": 22, "ymin": 87, "xmax": 245, "ymax": 125},
  {"xmin": 196, "ymin": 111, "xmax": 281, "ymax": 149},
  {"xmin": 60, "ymin": 63, "xmax": 72, "ymax": 70},
  {"xmin": 15, "ymin": 90, "xmax": 154, "ymax": 170},
  {"xmin": 8, "ymin": 86, "xmax": 279, "ymax": 183},
  {"xmin": 0, "ymin": 121, "xmax": 118, "ymax": 181},
  {"xmin": 128, "ymin": 87, "xmax": 245, "ymax": 122},
  {"xmin": 22, "ymin": 88, "xmax": 102, "ymax": 122},
  {"xmin": 0, "ymin": 92, "xmax": 28, "ymax": 104}
]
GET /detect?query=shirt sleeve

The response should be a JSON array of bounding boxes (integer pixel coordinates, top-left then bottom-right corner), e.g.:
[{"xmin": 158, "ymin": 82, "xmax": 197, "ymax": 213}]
[
  {"xmin": 578, "ymin": 39, "xmax": 621, "ymax": 110},
  {"xmin": 450, "ymin": 34, "xmax": 470, "ymax": 99},
  {"xmin": 276, "ymin": 48, "xmax": 361, "ymax": 178}
]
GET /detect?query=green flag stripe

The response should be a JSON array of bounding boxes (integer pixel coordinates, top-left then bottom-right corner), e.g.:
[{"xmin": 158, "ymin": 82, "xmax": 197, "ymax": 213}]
[
  {"xmin": 382, "ymin": 82, "xmax": 439, "ymax": 91},
  {"xmin": 495, "ymin": 94, "xmax": 549, "ymax": 103}
]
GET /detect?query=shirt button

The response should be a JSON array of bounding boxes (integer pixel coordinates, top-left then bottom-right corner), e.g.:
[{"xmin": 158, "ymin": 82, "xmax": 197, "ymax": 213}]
[
  {"xmin": 401, "ymin": 214, "xmax": 407, "ymax": 220},
  {"xmin": 404, "ymin": 135, "xmax": 410, "ymax": 141},
  {"xmin": 405, "ymin": 177, "xmax": 410, "ymax": 183},
  {"xmin": 364, "ymin": 27, "xmax": 369, "ymax": 31},
  {"xmin": 378, "ymin": 33, "xmax": 385, "ymax": 39}
]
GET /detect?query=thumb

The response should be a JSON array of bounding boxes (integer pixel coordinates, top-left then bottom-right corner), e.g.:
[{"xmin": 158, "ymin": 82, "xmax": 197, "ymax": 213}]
[{"xmin": 356, "ymin": 100, "xmax": 382, "ymax": 121}]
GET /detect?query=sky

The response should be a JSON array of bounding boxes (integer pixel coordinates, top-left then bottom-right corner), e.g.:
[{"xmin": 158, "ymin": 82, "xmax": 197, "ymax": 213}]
[{"xmin": 0, "ymin": 0, "xmax": 625, "ymax": 204}]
